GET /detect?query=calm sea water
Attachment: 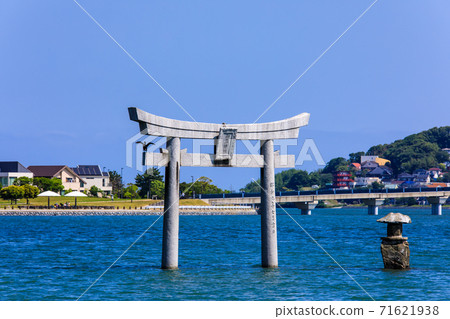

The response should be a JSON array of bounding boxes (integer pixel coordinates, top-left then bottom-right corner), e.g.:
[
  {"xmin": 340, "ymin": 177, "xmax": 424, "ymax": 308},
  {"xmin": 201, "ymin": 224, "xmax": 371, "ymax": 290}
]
[{"xmin": 0, "ymin": 208, "xmax": 448, "ymax": 301}]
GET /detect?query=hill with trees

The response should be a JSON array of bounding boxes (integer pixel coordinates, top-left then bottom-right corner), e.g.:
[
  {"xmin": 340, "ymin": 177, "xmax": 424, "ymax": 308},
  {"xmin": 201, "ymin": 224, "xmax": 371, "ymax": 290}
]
[
  {"xmin": 366, "ymin": 126, "xmax": 449, "ymax": 174},
  {"xmin": 241, "ymin": 126, "xmax": 449, "ymax": 192}
]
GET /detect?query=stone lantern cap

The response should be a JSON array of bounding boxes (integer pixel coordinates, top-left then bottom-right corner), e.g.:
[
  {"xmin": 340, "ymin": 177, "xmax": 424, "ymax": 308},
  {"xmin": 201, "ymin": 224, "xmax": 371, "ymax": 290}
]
[{"xmin": 377, "ymin": 212, "xmax": 411, "ymax": 224}]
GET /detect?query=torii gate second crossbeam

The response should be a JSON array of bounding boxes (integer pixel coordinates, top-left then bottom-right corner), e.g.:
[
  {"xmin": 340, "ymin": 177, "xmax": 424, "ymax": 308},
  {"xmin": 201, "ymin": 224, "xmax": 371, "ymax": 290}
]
[{"xmin": 129, "ymin": 107, "xmax": 310, "ymax": 269}]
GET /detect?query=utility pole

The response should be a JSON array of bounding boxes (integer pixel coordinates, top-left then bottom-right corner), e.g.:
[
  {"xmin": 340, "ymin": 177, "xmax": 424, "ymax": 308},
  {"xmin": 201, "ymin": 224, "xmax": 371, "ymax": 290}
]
[{"xmin": 120, "ymin": 167, "xmax": 124, "ymax": 199}]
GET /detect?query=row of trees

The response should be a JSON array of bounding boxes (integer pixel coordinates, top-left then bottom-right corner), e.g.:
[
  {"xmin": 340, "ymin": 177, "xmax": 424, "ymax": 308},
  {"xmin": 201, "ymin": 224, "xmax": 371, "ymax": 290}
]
[
  {"xmin": 0, "ymin": 184, "xmax": 40, "ymax": 204},
  {"xmin": 1, "ymin": 176, "xmax": 62, "ymax": 204},
  {"xmin": 108, "ymin": 168, "xmax": 225, "ymax": 202},
  {"xmin": 241, "ymin": 169, "xmax": 333, "ymax": 193}
]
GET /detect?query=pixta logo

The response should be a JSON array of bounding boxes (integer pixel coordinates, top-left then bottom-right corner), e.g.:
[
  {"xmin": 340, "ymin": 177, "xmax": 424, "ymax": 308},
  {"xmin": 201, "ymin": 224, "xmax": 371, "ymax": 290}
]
[{"xmin": 126, "ymin": 132, "xmax": 325, "ymax": 171}]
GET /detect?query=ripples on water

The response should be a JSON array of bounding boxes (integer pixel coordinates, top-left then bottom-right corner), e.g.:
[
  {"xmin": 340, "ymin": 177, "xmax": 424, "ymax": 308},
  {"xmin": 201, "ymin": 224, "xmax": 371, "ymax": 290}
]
[{"xmin": 0, "ymin": 208, "xmax": 448, "ymax": 300}]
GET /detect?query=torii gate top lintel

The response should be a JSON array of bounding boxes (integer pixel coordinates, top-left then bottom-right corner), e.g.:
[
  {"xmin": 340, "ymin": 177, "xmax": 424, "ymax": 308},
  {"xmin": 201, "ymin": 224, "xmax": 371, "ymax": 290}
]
[{"xmin": 128, "ymin": 107, "xmax": 310, "ymax": 140}]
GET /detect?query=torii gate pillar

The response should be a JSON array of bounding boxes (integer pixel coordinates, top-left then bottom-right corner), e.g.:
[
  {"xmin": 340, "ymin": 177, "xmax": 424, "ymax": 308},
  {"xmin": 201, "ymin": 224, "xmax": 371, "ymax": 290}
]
[
  {"xmin": 260, "ymin": 140, "xmax": 278, "ymax": 267},
  {"xmin": 161, "ymin": 137, "xmax": 180, "ymax": 269}
]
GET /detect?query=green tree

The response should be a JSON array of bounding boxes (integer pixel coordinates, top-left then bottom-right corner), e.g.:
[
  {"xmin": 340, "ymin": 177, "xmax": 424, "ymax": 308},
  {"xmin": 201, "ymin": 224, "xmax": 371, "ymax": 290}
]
[
  {"xmin": 22, "ymin": 184, "xmax": 40, "ymax": 204},
  {"xmin": 109, "ymin": 170, "xmax": 124, "ymax": 197},
  {"xmin": 371, "ymin": 181, "xmax": 384, "ymax": 189},
  {"xmin": 13, "ymin": 176, "xmax": 33, "ymax": 186},
  {"xmin": 443, "ymin": 172, "xmax": 450, "ymax": 183},
  {"xmin": 89, "ymin": 185, "xmax": 101, "ymax": 197},
  {"xmin": 33, "ymin": 177, "xmax": 64, "ymax": 193},
  {"xmin": 349, "ymin": 151, "xmax": 365, "ymax": 163},
  {"xmin": 181, "ymin": 176, "xmax": 224, "ymax": 197},
  {"xmin": 135, "ymin": 168, "xmax": 164, "ymax": 198},
  {"xmin": 286, "ymin": 170, "xmax": 310, "ymax": 190},
  {"xmin": 322, "ymin": 157, "xmax": 349, "ymax": 174},
  {"xmin": 240, "ymin": 179, "xmax": 261, "ymax": 193},
  {"xmin": 150, "ymin": 180, "xmax": 165, "ymax": 199},
  {"xmin": 407, "ymin": 197, "xmax": 417, "ymax": 206},
  {"xmin": 192, "ymin": 176, "xmax": 223, "ymax": 195},
  {"xmin": 123, "ymin": 184, "xmax": 139, "ymax": 202},
  {"xmin": 0, "ymin": 185, "xmax": 25, "ymax": 204}
]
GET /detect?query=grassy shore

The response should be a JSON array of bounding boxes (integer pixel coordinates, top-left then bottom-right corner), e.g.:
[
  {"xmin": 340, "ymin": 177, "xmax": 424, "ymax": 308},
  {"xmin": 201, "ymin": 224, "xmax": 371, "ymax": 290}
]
[{"xmin": 0, "ymin": 197, "xmax": 209, "ymax": 209}]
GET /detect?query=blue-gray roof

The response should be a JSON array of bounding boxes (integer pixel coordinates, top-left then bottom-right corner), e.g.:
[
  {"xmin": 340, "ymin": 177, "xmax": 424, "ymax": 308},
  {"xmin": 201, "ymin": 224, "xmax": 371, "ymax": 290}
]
[{"xmin": 0, "ymin": 161, "xmax": 32, "ymax": 173}]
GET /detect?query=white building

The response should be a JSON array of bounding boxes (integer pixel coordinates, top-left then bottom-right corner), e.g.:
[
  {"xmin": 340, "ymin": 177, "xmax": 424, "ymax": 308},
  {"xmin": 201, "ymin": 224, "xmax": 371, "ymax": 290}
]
[
  {"xmin": 0, "ymin": 161, "xmax": 34, "ymax": 187},
  {"xmin": 361, "ymin": 155, "xmax": 378, "ymax": 163},
  {"xmin": 72, "ymin": 165, "xmax": 112, "ymax": 196},
  {"xmin": 355, "ymin": 177, "xmax": 381, "ymax": 187}
]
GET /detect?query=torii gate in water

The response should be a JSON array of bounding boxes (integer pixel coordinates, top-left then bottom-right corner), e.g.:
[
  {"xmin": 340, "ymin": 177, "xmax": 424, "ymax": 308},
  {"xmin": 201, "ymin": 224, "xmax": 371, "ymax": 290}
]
[{"xmin": 129, "ymin": 107, "xmax": 310, "ymax": 269}]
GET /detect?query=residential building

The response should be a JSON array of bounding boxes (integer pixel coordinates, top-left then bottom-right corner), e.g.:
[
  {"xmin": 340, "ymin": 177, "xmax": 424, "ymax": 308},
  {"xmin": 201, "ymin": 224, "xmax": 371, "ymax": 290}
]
[
  {"xmin": 72, "ymin": 165, "xmax": 112, "ymax": 196},
  {"xmin": 374, "ymin": 157, "xmax": 391, "ymax": 166},
  {"xmin": 384, "ymin": 181, "xmax": 403, "ymax": 189},
  {"xmin": 350, "ymin": 163, "xmax": 361, "ymax": 170},
  {"xmin": 361, "ymin": 155, "xmax": 378, "ymax": 163},
  {"xmin": 413, "ymin": 169, "xmax": 431, "ymax": 184},
  {"xmin": 27, "ymin": 165, "xmax": 85, "ymax": 192},
  {"xmin": 360, "ymin": 155, "xmax": 390, "ymax": 167},
  {"xmin": 355, "ymin": 177, "xmax": 381, "ymax": 187},
  {"xmin": 426, "ymin": 182, "xmax": 449, "ymax": 188},
  {"xmin": 0, "ymin": 161, "xmax": 34, "ymax": 187},
  {"xmin": 366, "ymin": 166, "xmax": 393, "ymax": 179},
  {"xmin": 398, "ymin": 173, "xmax": 414, "ymax": 182},
  {"xmin": 332, "ymin": 171, "xmax": 354, "ymax": 189},
  {"xmin": 428, "ymin": 168, "xmax": 442, "ymax": 180},
  {"xmin": 361, "ymin": 161, "xmax": 379, "ymax": 170}
]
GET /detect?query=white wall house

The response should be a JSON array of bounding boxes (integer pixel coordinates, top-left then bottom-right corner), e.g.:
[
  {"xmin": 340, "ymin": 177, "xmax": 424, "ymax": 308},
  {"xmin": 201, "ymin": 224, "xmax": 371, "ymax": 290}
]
[
  {"xmin": 355, "ymin": 177, "xmax": 381, "ymax": 187},
  {"xmin": 0, "ymin": 161, "xmax": 34, "ymax": 187},
  {"xmin": 72, "ymin": 165, "xmax": 112, "ymax": 196},
  {"xmin": 361, "ymin": 155, "xmax": 378, "ymax": 163}
]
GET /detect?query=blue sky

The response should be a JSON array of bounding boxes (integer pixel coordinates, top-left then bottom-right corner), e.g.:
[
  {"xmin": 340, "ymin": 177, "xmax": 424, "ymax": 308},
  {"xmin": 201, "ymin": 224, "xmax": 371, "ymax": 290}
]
[{"xmin": 1, "ymin": 0, "xmax": 449, "ymax": 190}]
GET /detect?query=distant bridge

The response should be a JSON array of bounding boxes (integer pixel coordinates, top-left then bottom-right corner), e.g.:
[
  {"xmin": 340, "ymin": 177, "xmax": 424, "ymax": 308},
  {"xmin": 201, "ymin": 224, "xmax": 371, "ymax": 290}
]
[{"xmin": 197, "ymin": 187, "xmax": 450, "ymax": 215}]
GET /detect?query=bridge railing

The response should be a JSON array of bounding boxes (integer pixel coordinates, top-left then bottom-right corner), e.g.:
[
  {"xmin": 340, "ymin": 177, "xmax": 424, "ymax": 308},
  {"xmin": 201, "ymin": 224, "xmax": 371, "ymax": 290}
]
[{"xmin": 198, "ymin": 187, "xmax": 450, "ymax": 199}]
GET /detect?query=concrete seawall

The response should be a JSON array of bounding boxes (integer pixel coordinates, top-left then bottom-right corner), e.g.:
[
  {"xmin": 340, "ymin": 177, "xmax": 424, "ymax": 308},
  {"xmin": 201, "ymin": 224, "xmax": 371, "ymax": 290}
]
[{"xmin": 0, "ymin": 207, "xmax": 258, "ymax": 216}]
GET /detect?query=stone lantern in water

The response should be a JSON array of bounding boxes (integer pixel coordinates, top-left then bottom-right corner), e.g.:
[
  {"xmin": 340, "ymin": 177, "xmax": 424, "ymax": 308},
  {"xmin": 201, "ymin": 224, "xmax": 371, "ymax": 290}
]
[{"xmin": 377, "ymin": 212, "xmax": 412, "ymax": 269}]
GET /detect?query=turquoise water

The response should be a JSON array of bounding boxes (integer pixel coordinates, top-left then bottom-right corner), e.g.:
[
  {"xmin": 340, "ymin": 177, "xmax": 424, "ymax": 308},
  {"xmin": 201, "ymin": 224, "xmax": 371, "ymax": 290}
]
[{"xmin": 0, "ymin": 208, "xmax": 448, "ymax": 301}]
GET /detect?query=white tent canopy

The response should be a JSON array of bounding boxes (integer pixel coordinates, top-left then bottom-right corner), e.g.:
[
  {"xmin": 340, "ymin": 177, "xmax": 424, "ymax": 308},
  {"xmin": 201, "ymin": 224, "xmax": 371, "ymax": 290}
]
[
  {"xmin": 38, "ymin": 191, "xmax": 61, "ymax": 197},
  {"xmin": 64, "ymin": 191, "xmax": 87, "ymax": 197},
  {"xmin": 37, "ymin": 190, "xmax": 61, "ymax": 208},
  {"xmin": 64, "ymin": 191, "xmax": 87, "ymax": 207}
]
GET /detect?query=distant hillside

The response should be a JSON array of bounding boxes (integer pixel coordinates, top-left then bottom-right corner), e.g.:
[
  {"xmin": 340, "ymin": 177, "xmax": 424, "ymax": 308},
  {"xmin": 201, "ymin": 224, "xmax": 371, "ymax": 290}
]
[
  {"xmin": 241, "ymin": 126, "xmax": 449, "ymax": 192},
  {"xmin": 366, "ymin": 126, "xmax": 450, "ymax": 174}
]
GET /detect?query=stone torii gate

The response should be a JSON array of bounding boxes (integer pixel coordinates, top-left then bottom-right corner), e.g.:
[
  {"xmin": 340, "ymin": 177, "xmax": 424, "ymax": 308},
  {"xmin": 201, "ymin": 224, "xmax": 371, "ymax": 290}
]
[{"xmin": 129, "ymin": 107, "xmax": 310, "ymax": 269}]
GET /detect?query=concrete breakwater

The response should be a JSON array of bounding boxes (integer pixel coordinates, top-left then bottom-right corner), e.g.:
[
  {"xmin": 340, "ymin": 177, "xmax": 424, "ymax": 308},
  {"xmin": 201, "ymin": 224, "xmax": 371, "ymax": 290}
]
[{"xmin": 0, "ymin": 206, "xmax": 257, "ymax": 216}]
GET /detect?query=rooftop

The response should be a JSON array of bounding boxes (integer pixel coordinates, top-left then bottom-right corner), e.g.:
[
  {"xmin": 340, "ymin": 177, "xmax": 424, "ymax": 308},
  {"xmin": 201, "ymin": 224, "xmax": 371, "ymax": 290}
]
[
  {"xmin": 72, "ymin": 165, "xmax": 106, "ymax": 177},
  {"xmin": 0, "ymin": 161, "xmax": 32, "ymax": 173},
  {"xmin": 27, "ymin": 165, "xmax": 66, "ymax": 177}
]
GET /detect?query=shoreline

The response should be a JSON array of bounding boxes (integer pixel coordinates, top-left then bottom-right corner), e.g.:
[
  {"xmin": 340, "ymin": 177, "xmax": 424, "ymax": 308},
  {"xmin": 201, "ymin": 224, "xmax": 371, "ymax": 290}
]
[
  {"xmin": 339, "ymin": 205, "xmax": 450, "ymax": 210},
  {"xmin": 0, "ymin": 208, "xmax": 258, "ymax": 216}
]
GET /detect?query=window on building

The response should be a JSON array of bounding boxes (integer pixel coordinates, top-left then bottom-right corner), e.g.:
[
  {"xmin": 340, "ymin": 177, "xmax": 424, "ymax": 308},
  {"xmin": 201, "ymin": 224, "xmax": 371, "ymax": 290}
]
[
  {"xmin": 9, "ymin": 177, "xmax": 16, "ymax": 185},
  {"xmin": 66, "ymin": 178, "xmax": 74, "ymax": 183},
  {"xmin": 0, "ymin": 177, "xmax": 8, "ymax": 187}
]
